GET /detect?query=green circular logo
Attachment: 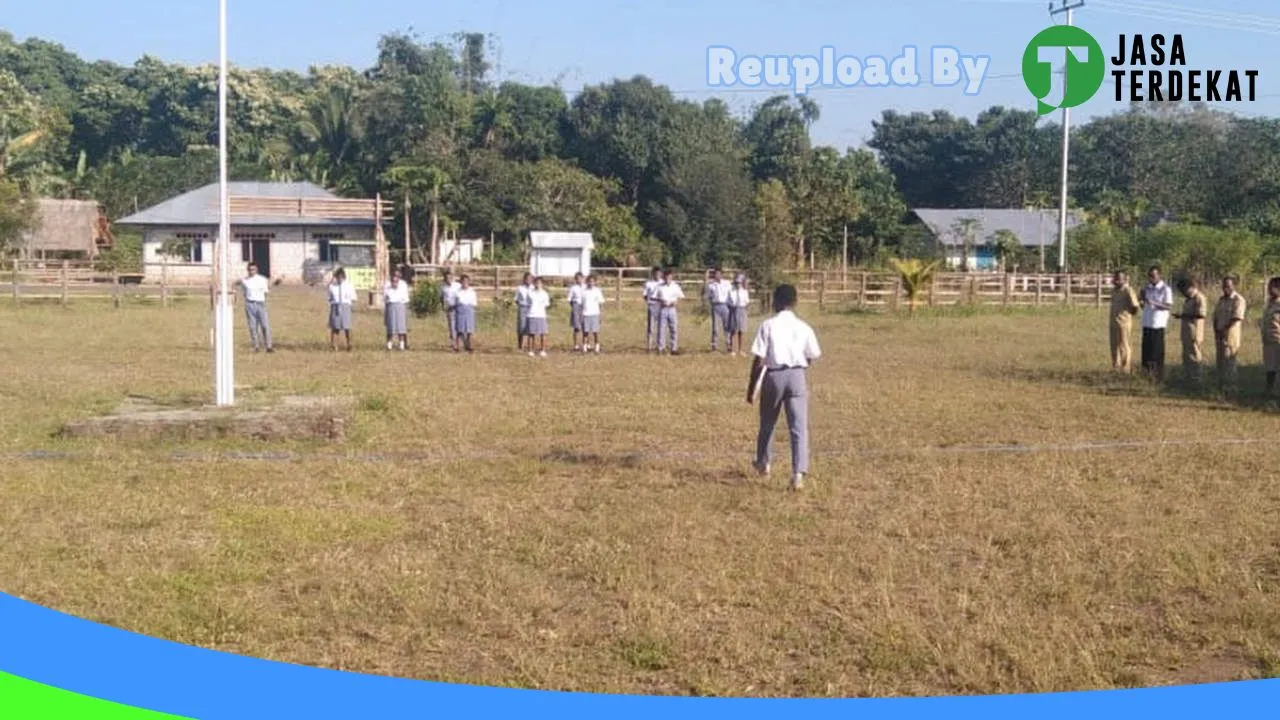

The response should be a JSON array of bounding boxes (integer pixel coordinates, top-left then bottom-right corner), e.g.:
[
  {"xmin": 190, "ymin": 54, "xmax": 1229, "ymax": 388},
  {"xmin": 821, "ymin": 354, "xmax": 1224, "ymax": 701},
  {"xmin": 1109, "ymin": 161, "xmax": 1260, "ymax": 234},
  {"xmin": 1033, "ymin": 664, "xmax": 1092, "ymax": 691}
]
[{"xmin": 1023, "ymin": 25, "xmax": 1106, "ymax": 115}]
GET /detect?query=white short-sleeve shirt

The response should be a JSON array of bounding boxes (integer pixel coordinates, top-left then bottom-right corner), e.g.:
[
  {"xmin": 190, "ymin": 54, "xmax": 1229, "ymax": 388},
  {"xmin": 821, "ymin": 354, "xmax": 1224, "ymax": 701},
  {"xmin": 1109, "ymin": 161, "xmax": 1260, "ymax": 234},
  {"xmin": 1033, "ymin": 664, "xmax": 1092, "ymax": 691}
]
[
  {"xmin": 440, "ymin": 280, "xmax": 461, "ymax": 307},
  {"xmin": 328, "ymin": 280, "xmax": 356, "ymax": 305},
  {"xmin": 656, "ymin": 282, "xmax": 684, "ymax": 306},
  {"xmin": 516, "ymin": 284, "xmax": 533, "ymax": 308},
  {"xmin": 242, "ymin": 275, "xmax": 269, "ymax": 302},
  {"xmin": 568, "ymin": 283, "xmax": 585, "ymax": 305},
  {"xmin": 456, "ymin": 287, "xmax": 478, "ymax": 307},
  {"xmin": 707, "ymin": 279, "xmax": 732, "ymax": 304},
  {"xmin": 385, "ymin": 280, "xmax": 410, "ymax": 304},
  {"xmin": 582, "ymin": 287, "xmax": 605, "ymax": 316},
  {"xmin": 751, "ymin": 310, "xmax": 821, "ymax": 369},
  {"xmin": 528, "ymin": 289, "xmax": 551, "ymax": 319},
  {"xmin": 644, "ymin": 279, "xmax": 661, "ymax": 302},
  {"xmin": 1141, "ymin": 281, "xmax": 1174, "ymax": 329},
  {"xmin": 729, "ymin": 286, "xmax": 750, "ymax": 308}
]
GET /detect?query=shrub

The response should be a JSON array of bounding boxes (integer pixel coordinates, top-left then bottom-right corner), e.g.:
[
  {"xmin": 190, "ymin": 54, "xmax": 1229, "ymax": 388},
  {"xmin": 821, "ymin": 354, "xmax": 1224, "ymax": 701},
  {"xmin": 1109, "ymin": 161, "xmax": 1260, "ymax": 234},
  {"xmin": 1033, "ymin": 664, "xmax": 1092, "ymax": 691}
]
[{"xmin": 411, "ymin": 279, "xmax": 442, "ymax": 317}]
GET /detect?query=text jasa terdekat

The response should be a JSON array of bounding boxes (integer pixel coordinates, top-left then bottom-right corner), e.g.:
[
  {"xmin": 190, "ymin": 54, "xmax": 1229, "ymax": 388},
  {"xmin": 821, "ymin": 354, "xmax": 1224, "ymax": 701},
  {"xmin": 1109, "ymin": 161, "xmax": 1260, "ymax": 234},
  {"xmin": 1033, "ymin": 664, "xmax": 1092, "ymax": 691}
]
[{"xmin": 1111, "ymin": 35, "xmax": 1258, "ymax": 103}]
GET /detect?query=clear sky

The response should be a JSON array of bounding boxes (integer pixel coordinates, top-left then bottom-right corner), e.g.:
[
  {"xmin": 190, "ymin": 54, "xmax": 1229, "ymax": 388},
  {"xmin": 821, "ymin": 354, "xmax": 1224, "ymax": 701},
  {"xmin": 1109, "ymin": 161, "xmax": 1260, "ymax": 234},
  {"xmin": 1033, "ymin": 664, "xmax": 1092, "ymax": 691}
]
[{"xmin": 4, "ymin": 0, "xmax": 1278, "ymax": 150}]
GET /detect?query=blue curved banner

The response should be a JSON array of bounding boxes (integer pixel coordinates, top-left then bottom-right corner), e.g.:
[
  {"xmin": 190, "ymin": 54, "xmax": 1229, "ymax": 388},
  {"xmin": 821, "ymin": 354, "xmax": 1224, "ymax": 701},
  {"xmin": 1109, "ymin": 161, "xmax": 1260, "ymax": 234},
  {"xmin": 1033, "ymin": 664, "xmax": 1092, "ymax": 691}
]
[{"xmin": 0, "ymin": 590, "xmax": 1275, "ymax": 718}]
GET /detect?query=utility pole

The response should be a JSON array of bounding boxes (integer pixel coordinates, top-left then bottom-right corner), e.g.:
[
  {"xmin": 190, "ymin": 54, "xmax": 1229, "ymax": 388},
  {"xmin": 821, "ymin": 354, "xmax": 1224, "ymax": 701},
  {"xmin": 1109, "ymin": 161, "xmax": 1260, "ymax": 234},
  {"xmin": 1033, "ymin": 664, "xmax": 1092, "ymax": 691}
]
[
  {"xmin": 1050, "ymin": 0, "xmax": 1084, "ymax": 274},
  {"xmin": 214, "ymin": 0, "xmax": 234, "ymax": 407}
]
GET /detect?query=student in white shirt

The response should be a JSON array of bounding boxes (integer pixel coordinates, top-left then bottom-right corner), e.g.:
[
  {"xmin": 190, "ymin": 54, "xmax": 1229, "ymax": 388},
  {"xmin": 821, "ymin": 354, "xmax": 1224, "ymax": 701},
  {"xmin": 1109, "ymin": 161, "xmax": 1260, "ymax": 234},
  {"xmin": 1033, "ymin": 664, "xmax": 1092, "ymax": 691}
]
[
  {"xmin": 1139, "ymin": 265, "xmax": 1174, "ymax": 381},
  {"xmin": 568, "ymin": 272, "xmax": 586, "ymax": 351},
  {"xmin": 384, "ymin": 266, "xmax": 410, "ymax": 351},
  {"xmin": 515, "ymin": 273, "xmax": 534, "ymax": 351},
  {"xmin": 526, "ymin": 276, "xmax": 551, "ymax": 357},
  {"xmin": 240, "ymin": 263, "xmax": 273, "ymax": 353},
  {"xmin": 440, "ymin": 269, "xmax": 462, "ymax": 350},
  {"xmin": 705, "ymin": 268, "xmax": 733, "ymax": 353},
  {"xmin": 747, "ymin": 284, "xmax": 822, "ymax": 491},
  {"xmin": 655, "ymin": 269, "xmax": 685, "ymax": 355},
  {"xmin": 580, "ymin": 274, "xmax": 606, "ymax": 353},
  {"xmin": 453, "ymin": 274, "xmax": 478, "ymax": 353},
  {"xmin": 727, "ymin": 273, "xmax": 750, "ymax": 356},
  {"xmin": 643, "ymin": 266, "xmax": 663, "ymax": 353},
  {"xmin": 327, "ymin": 267, "xmax": 357, "ymax": 351}
]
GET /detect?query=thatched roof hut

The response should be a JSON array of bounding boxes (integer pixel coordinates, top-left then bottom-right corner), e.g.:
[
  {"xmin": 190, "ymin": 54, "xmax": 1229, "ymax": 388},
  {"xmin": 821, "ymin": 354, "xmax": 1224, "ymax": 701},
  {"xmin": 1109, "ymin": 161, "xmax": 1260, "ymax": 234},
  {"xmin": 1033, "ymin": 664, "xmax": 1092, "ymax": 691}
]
[{"xmin": 18, "ymin": 199, "xmax": 105, "ymax": 259}]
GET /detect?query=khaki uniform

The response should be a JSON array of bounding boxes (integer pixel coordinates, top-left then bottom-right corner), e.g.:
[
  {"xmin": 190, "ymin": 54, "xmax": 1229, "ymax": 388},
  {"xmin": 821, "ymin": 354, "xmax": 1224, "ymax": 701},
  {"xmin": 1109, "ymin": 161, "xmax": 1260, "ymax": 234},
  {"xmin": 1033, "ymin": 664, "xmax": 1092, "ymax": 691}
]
[
  {"xmin": 1110, "ymin": 285, "xmax": 1140, "ymax": 371},
  {"xmin": 1263, "ymin": 300, "xmax": 1280, "ymax": 373},
  {"xmin": 1179, "ymin": 289, "xmax": 1207, "ymax": 380},
  {"xmin": 1213, "ymin": 291, "xmax": 1247, "ymax": 387}
]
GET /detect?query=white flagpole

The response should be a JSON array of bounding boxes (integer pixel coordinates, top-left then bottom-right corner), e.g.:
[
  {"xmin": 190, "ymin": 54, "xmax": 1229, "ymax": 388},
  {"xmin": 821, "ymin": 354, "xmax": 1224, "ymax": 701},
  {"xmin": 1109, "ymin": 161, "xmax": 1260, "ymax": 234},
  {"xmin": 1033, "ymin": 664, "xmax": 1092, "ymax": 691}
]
[{"xmin": 215, "ymin": 0, "xmax": 234, "ymax": 406}]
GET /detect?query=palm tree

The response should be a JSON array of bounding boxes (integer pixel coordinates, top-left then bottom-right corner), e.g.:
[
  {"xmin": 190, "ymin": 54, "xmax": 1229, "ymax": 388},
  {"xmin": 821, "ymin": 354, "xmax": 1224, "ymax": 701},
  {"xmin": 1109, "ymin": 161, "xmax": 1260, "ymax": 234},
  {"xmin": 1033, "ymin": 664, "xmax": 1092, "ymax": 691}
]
[
  {"xmin": 298, "ymin": 83, "xmax": 363, "ymax": 179},
  {"xmin": 890, "ymin": 257, "xmax": 940, "ymax": 317},
  {"xmin": 988, "ymin": 229, "xmax": 1023, "ymax": 272}
]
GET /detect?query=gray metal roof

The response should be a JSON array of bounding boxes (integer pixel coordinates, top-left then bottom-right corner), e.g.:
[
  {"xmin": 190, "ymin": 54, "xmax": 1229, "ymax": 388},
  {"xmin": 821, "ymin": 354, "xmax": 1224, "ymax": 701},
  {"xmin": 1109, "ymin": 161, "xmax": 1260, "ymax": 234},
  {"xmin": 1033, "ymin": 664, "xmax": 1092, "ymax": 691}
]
[
  {"xmin": 913, "ymin": 208, "xmax": 1084, "ymax": 248},
  {"xmin": 116, "ymin": 182, "xmax": 375, "ymax": 227},
  {"xmin": 530, "ymin": 231, "xmax": 594, "ymax": 249}
]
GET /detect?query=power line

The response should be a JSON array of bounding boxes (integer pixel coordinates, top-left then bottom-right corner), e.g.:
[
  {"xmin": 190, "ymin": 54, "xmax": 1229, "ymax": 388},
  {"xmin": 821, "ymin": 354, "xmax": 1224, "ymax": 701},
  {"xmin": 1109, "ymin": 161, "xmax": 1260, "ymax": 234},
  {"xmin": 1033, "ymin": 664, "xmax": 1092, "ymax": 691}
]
[
  {"xmin": 1093, "ymin": 0, "xmax": 1280, "ymax": 35},
  {"xmin": 1101, "ymin": 0, "xmax": 1280, "ymax": 28}
]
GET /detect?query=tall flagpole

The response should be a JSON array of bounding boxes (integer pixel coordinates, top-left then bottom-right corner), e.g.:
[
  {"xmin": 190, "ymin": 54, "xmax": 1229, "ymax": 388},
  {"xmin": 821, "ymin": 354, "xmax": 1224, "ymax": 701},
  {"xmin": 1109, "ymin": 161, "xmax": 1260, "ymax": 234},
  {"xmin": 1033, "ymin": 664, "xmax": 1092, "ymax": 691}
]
[{"xmin": 215, "ymin": 0, "xmax": 234, "ymax": 406}]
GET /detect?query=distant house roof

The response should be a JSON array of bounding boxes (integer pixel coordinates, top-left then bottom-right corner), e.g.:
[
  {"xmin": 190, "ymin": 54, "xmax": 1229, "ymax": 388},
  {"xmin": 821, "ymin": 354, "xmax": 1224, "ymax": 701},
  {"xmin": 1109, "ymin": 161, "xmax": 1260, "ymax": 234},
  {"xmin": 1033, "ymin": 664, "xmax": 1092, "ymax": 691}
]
[
  {"xmin": 912, "ymin": 208, "xmax": 1084, "ymax": 248},
  {"xmin": 20, "ymin": 199, "xmax": 102, "ymax": 255},
  {"xmin": 116, "ymin": 182, "xmax": 375, "ymax": 227},
  {"xmin": 530, "ymin": 231, "xmax": 594, "ymax": 249}
]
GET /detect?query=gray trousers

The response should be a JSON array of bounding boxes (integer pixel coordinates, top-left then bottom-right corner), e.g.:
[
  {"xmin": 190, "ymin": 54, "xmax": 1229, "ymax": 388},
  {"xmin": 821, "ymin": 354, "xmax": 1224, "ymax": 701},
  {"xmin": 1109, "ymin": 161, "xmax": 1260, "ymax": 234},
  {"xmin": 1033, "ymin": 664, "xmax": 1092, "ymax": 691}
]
[
  {"xmin": 710, "ymin": 303, "xmax": 730, "ymax": 348},
  {"xmin": 756, "ymin": 368, "xmax": 810, "ymax": 475},
  {"xmin": 244, "ymin": 300, "xmax": 272, "ymax": 350},
  {"xmin": 659, "ymin": 306, "xmax": 679, "ymax": 352},
  {"xmin": 646, "ymin": 302, "xmax": 661, "ymax": 349},
  {"xmin": 446, "ymin": 307, "xmax": 458, "ymax": 342}
]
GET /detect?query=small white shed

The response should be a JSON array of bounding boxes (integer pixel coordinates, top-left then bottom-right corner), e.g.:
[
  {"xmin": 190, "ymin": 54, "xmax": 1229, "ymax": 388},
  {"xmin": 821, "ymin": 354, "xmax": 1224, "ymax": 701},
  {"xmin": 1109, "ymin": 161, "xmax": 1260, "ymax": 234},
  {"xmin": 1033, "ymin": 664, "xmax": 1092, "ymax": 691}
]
[
  {"xmin": 440, "ymin": 236, "xmax": 484, "ymax": 263},
  {"xmin": 529, "ymin": 231, "xmax": 593, "ymax": 278}
]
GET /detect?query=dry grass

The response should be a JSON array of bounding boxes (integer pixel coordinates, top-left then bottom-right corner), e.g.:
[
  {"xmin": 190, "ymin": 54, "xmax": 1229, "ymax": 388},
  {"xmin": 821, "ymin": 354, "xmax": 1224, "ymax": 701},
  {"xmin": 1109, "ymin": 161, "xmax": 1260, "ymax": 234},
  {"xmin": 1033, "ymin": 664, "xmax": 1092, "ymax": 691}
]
[{"xmin": 2, "ymin": 288, "xmax": 1279, "ymax": 698}]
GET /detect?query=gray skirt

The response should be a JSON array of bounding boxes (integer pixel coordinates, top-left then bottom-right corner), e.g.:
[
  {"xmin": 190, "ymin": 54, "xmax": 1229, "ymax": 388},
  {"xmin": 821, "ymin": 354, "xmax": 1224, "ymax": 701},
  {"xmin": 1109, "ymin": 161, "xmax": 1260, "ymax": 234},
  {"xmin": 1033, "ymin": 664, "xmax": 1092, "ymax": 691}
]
[
  {"xmin": 456, "ymin": 305, "xmax": 477, "ymax": 335},
  {"xmin": 570, "ymin": 303, "xmax": 584, "ymax": 331},
  {"xmin": 728, "ymin": 307, "xmax": 749, "ymax": 334},
  {"xmin": 583, "ymin": 314, "xmax": 601, "ymax": 333},
  {"xmin": 329, "ymin": 303, "xmax": 352, "ymax": 331},
  {"xmin": 384, "ymin": 302, "xmax": 408, "ymax": 334},
  {"xmin": 527, "ymin": 316, "xmax": 548, "ymax": 336},
  {"xmin": 517, "ymin": 307, "xmax": 529, "ymax": 335}
]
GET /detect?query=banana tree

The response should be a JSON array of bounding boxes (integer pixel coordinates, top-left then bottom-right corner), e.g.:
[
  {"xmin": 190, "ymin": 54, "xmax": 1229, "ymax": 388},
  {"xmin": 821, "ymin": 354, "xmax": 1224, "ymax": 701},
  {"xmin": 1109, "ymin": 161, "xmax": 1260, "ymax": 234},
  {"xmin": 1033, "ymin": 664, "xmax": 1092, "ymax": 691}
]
[{"xmin": 890, "ymin": 257, "xmax": 940, "ymax": 317}]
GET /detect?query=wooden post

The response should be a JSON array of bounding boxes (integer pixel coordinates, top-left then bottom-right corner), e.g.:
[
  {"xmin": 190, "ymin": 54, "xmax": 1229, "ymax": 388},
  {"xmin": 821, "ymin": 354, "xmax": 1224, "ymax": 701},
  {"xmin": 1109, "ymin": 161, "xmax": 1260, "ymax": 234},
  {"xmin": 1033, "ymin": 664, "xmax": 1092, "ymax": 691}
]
[
  {"xmin": 493, "ymin": 265, "xmax": 501, "ymax": 297},
  {"xmin": 858, "ymin": 272, "xmax": 868, "ymax": 309},
  {"xmin": 842, "ymin": 224, "xmax": 848, "ymax": 286},
  {"xmin": 615, "ymin": 267, "xmax": 623, "ymax": 307},
  {"xmin": 1064, "ymin": 274, "xmax": 1072, "ymax": 305},
  {"xmin": 11, "ymin": 259, "xmax": 18, "ymax": 304},
  {"xmin": 161, "ymin": 259, "xmax": 170, "ymax": 308},
  {"xmin": 113, "ymin": 273, "xmax": 121, "ymax": 309},
  {"xmin": 968, "ymin": 276, "xmax": 977, "ymax": 305},
  {"xmin": 1095, "ymin": 273, "xmax": 1104, "ymax": 307},
  {"xmin": 928, "ymin": 275, "xmax": 936, "ymax": 307},
  {"xmin": 60, "ymin": 260, "xmax": 68, "ymax": 305},
  {"xmin": 1003, "ymin": 273, "xmax": 1012, "ymax": 307},
  {"xmin": 1035, "ymin": 275, "xmax": 1043, "ymax": 306},
  {"xmin": 818, "ymin": 271, "xmax": 826, "ymax": 311},
  {"xmin": 892, "ymin": 276, "xmax": 902, "ymax": 311}
]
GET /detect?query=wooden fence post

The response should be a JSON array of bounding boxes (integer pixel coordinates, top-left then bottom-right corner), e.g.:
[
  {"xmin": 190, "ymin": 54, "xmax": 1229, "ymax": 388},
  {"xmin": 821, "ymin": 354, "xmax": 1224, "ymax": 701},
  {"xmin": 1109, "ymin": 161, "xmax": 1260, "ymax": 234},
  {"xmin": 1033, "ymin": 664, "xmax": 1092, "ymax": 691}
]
[
  {"xmin": 113, "ymin": 273, "xmax": 121, "ymax": 309},
  {"xmin": 1095, "ymin": 273, "xmax": 1104, "ymax": 307},
  {"xmin": 616, "ymin": 267, "xmax": 623, "ymax": 308},
  {"xmin": 493, "ymin": 265, "xmax": 501, "ymax": 297},
  {"xmin": 161, "ymin": 260, "xmax": 170, "ymax": 308},
  {"xmin": 818, "ymin": 271, "xmax": 826, "ymax": 311},
  {"xmin": 1035, "ymin": 276, "xmax": 1043, "ymax": 306},
  {"xmin": 60, "ymin": 260, "xmax": 69, "ymax": 305},
  {"xmin": 892, "ymin": 276, "xmax": 902, "ymax": 311},
  {"xmin": 968, "ymin": 276, "xmax": 977, "ymax": 305},
  {"xmin": 1064, "ymin": 274, "xmax": 1072, "ymax": 305},
  {"xmin": 11, "ymin": 259, "xmax": 18, "ymax": 304},
  {"xmin": 858, "ymin": 272, "xmax": 868, "ymax": 309},
  {"xmin": 1003, "ymin": 273, "xmax": 1012, "ymax": 306}
]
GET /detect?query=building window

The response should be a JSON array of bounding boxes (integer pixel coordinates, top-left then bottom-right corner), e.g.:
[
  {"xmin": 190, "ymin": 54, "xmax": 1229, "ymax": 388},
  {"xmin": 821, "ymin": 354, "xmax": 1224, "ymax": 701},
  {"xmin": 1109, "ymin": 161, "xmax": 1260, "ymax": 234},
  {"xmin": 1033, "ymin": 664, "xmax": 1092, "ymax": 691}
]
[
  {"xmin": 314, "ymin": 233, "xmax": 345, "ymax": 263},
  {"xmin": 161, "ymin": 232, "xmax": 208, "ymax": 263}
]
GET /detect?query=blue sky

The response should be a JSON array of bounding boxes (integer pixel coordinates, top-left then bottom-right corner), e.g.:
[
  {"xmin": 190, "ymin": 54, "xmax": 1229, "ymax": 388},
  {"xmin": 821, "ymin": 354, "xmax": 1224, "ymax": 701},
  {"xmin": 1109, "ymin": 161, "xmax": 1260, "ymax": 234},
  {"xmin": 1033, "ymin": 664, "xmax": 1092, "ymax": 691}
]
[{"xmin": 4, "ymin": 0, "xmax": 1278, "ymax": 150}]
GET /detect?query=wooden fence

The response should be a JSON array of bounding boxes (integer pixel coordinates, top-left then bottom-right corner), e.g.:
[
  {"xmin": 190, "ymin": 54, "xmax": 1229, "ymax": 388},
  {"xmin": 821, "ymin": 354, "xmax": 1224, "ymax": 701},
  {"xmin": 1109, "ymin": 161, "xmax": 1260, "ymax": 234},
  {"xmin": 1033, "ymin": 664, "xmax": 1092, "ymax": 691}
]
[{"xmin": 2, "ymin": 259, "xmax": 198, "ymax": 306}]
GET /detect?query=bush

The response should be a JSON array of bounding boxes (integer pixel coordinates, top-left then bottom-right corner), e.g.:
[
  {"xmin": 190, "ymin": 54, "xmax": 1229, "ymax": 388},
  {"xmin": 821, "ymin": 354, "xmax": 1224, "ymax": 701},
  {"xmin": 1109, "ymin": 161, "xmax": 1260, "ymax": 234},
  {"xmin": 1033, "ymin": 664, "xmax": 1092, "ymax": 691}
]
[{"xmin": 411, "ymin": 279, "xmax": 442, "ymax": 317}]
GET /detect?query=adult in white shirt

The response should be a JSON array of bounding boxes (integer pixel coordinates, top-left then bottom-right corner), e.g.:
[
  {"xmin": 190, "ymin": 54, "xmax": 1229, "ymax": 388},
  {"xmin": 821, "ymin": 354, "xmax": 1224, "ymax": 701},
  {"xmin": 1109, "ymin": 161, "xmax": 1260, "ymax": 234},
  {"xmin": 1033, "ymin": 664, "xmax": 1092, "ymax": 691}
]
[
  {"xmin": 327, "ymin": 267, "xmax": 357, "ymax": 351},
  {"xmin": 704, "ymin": 268, "xmax": 733, "ymax": 353},
  {"xmin": 568, "ymin": 272, "xmax": 587, "ymax": 351},
  {"xmin": 1139, "ymin": 265, "xmax": 1174, "ymax": 381},
  {"xmin": 453, "ymin": 274, "xmax": 478, "ymax": 353},
  {"xmin": 655, "ymin": 269, "xmax": 685, "ymax": 355},
  {"xmin": 747, "ymin": 284, "xmax": 822, "ymax": 491},
  {"xmin": 515, "ymin": 273, "xmax": 534, "ymax": 351},
  {"xmin": 440, "ymin": 269, "xmax": 462, "ymax": 349},
  {"xmin": 580, "ymin": 274, "xmax": 606, "ymax": 354},
  {"xmin": 384, "ymin": 266, "xmax": 411, "ymax": 351},
  {"xmin": 643, "ymin": 266, "xmax": 663, "ymax": 352},
  {"xmin": 525, "ymin": 276, "xmax": 551, "ymax": 357},
  {"xmin": 727, "ymin": 273, "xmax": 751, "ymax": 356},
  {"xmin": 240, "ymin": 262, "xmax": 273, "ymax": 353}
]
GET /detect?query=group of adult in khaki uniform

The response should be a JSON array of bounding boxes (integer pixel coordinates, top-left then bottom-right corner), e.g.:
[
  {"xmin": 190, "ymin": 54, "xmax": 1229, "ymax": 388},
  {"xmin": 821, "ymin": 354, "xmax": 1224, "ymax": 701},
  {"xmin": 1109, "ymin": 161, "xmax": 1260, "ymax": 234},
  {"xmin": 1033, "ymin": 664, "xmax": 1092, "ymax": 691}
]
[{"xmin": 1110, "ymin": 266, "xmax": 1280, "ymax": 394}]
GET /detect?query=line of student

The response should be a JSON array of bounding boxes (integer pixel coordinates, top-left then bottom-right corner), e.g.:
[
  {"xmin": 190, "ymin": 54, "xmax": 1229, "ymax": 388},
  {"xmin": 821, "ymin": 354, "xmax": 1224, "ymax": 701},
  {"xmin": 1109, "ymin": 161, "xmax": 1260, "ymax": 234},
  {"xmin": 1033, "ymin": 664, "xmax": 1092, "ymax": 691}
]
[{"xmin": 1109, "ymin": 266, "xmax": 1280, "ymax": 394}]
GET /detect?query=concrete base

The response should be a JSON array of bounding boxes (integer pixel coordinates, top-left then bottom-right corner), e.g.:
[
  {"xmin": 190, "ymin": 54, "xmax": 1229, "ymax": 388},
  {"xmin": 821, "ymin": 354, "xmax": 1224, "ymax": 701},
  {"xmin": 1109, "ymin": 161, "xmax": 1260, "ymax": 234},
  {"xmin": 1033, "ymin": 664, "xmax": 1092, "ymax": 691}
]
[{"xmin": 61, "ymin": 394, "xmax": 354, "ymax": 442}]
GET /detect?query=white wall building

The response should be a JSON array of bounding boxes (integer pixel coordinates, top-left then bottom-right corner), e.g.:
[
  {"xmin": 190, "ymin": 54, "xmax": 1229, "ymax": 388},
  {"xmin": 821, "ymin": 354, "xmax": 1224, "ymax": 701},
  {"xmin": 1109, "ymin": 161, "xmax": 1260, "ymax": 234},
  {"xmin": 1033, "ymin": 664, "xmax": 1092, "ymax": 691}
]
[
  {"xmin": 528, "ymin": 231, "xmax": 593, "ymax": 278},
  {"xmin": 117, "ymin": 182, "xmax": 378, "ymax": 285},
  {"xmin": 440, "ymin": 237, "xmax": 485, "ymax": 264}
]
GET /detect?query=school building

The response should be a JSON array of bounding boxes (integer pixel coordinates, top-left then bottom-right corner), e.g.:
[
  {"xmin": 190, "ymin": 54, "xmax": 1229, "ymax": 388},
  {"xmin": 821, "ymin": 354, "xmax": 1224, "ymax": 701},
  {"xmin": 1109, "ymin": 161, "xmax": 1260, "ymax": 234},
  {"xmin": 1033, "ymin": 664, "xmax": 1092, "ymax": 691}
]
[
  {"xmin": 912, "ymin": 208, "xmax": 1084, "ymax": 271},
  {"xmin": 117, "ymin": 182, "xmax": 381, "ymax": 285}
]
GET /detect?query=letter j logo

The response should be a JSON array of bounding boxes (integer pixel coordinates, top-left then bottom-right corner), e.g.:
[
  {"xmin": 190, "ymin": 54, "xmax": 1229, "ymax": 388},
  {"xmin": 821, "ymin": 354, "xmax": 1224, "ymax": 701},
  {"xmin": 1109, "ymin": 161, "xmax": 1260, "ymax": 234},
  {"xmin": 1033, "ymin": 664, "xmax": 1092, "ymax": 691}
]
[{"xmin": 1023, "ymin": 25, "xmax": 1105, "ymax": 115}]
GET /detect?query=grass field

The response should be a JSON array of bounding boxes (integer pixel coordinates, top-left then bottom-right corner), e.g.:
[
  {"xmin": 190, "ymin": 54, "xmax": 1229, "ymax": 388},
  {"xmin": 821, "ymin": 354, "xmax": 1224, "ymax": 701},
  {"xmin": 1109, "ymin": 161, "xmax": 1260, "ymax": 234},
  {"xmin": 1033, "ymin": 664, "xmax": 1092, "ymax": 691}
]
[{"xmin": 2, "ymin": 288, "xmax": 1279, "ymax": 698}]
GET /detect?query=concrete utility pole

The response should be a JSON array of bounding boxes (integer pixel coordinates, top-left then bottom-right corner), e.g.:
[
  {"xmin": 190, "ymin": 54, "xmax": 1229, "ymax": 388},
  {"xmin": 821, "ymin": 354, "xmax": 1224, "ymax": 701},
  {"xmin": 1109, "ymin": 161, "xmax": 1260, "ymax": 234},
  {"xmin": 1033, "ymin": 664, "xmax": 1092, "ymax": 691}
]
[
  {"xmin": 214, "ymin": 0, "xmax": 234, "ymax": 406},
  {"xmin": 1049, "ymin": 0, "xmax": 1085, "ymax": 274}
]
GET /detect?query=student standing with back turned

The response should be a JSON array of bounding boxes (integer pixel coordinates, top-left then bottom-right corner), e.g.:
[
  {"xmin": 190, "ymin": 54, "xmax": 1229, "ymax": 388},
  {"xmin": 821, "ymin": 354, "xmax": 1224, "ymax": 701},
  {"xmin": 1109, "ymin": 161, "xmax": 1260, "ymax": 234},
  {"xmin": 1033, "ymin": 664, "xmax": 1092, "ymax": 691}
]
[
  {"xmin": 568, "ymin": 272, "xmax": 586, "ymax": 351},
  {"xmin": 1109, "ymin": 270, "xmax": 1139, "ymax": 372},
  {"xmin": 1172, "ymin": 276, "xmax": 1207, "ymax": 383},
  {"xmin": 747, "ymin": 284, "xmax": 821, "ymax": 492},
  {"xmin": 1139, "ymin": 266, "xmax": 1173, "ymax": 381},
  {"xmin": 1262, "ymin": 277, "xmax": 1280, "ymax": 396},
  {"xmin": 705, "ymin": 268, "xmax": 733, "ymax": 353},
  {"xmin": 643, "ymin": 266, "xmax": 663, "ymax": 353}
]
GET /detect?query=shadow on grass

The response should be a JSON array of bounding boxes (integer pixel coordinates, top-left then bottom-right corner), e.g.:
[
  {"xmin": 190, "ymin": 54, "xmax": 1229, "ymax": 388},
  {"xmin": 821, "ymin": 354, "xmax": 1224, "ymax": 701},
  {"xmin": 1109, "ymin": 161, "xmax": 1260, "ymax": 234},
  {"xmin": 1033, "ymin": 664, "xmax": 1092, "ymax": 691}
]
[
  {"xmin": 541, "ymin": 447, "xmax": 757, "ymax": 485},
  {"xmin": 987, "ymin": 363, "xmax": 1280, "ymax": 415}
]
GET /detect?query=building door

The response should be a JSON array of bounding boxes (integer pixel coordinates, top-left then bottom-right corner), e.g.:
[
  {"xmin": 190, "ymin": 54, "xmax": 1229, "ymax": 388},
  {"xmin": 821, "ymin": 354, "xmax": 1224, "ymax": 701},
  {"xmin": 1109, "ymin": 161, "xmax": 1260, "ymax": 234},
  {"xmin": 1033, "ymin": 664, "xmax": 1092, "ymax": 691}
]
[{"xmin": 250, "ymin": 239, "xmax": 271, "ymax": 278}]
